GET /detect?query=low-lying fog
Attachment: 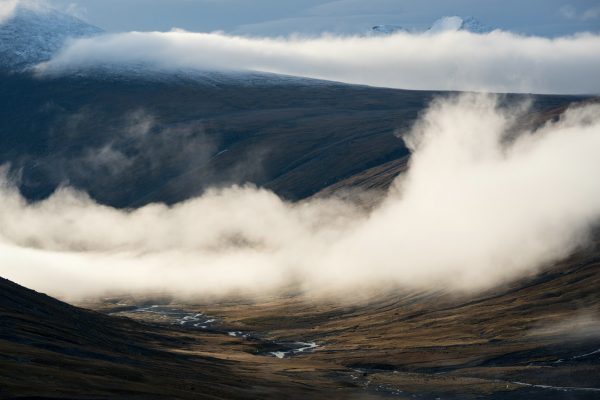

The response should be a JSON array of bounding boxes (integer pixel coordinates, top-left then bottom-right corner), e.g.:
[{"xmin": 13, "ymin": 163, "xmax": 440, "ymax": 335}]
[
  {"xmin": 1, "ymin": 94, "xmax": 599, "ymax": 300},
  {"xmin": 38, "ymin": 29, "xmax": 600, "ymax": 95}
]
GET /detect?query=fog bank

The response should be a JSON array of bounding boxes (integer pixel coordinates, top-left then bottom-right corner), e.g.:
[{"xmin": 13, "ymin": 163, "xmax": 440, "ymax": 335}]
[
  {"xmin": 1, "ymin": 94, "xmax": 600, "ymax": 300},
  {"xmin": 38, "ymin": 30, "xmax": 600, "ymax": 94}
]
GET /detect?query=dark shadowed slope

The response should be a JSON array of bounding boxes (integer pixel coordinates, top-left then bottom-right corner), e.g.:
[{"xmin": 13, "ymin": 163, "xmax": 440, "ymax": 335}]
[
  {"xmin": 0, "ymin": 277, "xmax": 388, "ymax": 400},
  {"xmin": 0, "ymin": 276, "xmax": 239, "ymax": 399},
  {"xmin": 0, "ymin": 71, "xmax": 588, "ymax": 207}
]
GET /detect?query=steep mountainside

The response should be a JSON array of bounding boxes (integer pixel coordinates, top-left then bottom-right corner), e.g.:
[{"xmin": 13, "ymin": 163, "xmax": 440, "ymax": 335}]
[{"xmin": 0, "ymin": 277, "xmax": 370, "ymax": 400}]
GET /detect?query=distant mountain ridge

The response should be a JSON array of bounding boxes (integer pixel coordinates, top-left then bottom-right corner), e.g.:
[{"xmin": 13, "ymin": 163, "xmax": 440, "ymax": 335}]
[
  {"xmin": 0, "ymin": 4, "xmax": 344, "ymax": 85},
  {"xmin": 1, "ymin": 6, "xmax": 491, "ymax": 76},
  {"xmin": 428, "ymin": 16, "xmax": 491, "ymax": 33},
  {"xmin": 370, "ymin": 16, "xmax": 491, "ymax": 35}
]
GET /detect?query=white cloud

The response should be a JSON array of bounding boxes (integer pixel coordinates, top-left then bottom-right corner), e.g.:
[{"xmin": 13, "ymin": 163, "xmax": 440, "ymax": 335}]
[
  {"xmin": 560, "ymin": 5, "xmax": 578, "ymax": 19},
  {"xmin": 560, "ymin": 4, "xmax": 600, "ymax": 21},
  {"xmin": 0, "ymin": 0, "xmax": 19, "ymax": 23},
  {"xmin": 0, "ymin": 0, "xmax": 59, "ymax": 24},
  {"xmin": 1, "ymin": 94, "xmax": 600, "ymax": 300},
  {"xmin": 582, "ymin": 6, "xmax": 600, "ymax": 20},
  {"xmin": 63, "ymin": 2, "xmax": 86, "ymax": 19},
  {"xmin": 37, "ymin": 29, "xmax": 600, "ymax": 94}
]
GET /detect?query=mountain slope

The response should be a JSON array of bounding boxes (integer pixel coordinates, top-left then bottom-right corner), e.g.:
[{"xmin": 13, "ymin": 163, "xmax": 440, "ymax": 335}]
[
  {"xmin": 0, "ymin": 277, "xmax": 376, "ymax": 400},
  {"xmin": 0, "ymin": 277, "xmax": 233, "ymax": 399},
  {"xmin": 0, "ymin": 3, "xmax": 102, "ymax": 70},
  {"xmin": 315, "ymin": 99, "xmax": 599, "ymax": 201},
  {"xmin": 0, "ymin": 71, "xmax": 587, "ymax": 207},
  {"xmin": 193, "ymin": 238, "xmax": 600, "ymax": 399}
]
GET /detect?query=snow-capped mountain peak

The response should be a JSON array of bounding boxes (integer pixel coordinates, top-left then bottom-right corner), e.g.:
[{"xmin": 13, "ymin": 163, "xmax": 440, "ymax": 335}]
[
  {"xmin": 369, "ymin": 16, "xmax": 491, "ymax": 37},
  {"xmin": 0, "ymin": 2, "xmax": 103, "ymax": 70},
  {"xmin": 428, "ymin": 16, "xmax": 491, "ymax": 34}
]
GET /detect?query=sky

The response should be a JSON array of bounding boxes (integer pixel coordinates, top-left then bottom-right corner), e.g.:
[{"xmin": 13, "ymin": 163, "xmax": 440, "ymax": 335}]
[{"xmin": 46, "ymin": 0, "xmax": 600, "ymax": 36}]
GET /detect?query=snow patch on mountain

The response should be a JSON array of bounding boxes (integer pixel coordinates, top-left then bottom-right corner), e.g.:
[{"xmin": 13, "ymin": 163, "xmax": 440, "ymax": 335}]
[
  {"xmin": 428, "ymin": 16, "xmax": 491, "ymax": 34},
  {"xmin": 369, "ymin": 16, "xmax": 491, "ymax": 36},
  {"xmin": 0, "ymin": 2, "xmax": 103, "ymax": 69}
]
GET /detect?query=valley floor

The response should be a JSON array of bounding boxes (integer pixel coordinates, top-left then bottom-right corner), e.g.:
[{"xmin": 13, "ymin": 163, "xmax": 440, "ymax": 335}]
[{"xmin": 3, "ymin": 242, "xmax": 597, "ymax": 399}]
